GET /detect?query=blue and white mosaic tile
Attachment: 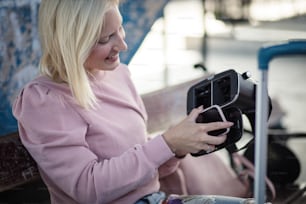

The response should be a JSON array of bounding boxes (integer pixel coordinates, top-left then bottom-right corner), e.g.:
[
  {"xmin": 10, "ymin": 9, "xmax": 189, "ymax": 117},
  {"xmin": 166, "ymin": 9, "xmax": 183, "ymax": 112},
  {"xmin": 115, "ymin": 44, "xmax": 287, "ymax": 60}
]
[{"xmin": 0, "ymin": 0, "xmax": 169, "ymax": 136}]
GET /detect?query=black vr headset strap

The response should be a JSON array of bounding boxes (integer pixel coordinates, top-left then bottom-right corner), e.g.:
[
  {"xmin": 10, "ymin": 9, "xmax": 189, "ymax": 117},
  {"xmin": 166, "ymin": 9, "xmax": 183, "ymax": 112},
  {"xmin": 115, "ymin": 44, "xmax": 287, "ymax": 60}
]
[
  {"xmin": 226, "ymin": 137, "xmax": 255, "ymax": 155},
  {"xmin": 244, "ymin": 97, "xmax": 273, "ymax": 135},
  {"xmin": 226, "ymin": 97, "xmax": 272, "ymax": 180}
]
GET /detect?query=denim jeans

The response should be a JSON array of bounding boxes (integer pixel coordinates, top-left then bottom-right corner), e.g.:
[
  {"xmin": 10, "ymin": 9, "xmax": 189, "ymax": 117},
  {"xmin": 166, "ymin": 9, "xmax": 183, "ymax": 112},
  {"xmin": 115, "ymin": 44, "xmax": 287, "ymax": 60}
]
[
  {"xmin": 167, "ymin": 195, "xmax": 255, "ymax": 204},
  {"xmin": 135, "ymin": 192, "xmax": 257, "ymax": 204},
  {"xmin": 135, "ymin": 192, "xmax": 166, "ymax": 204}
]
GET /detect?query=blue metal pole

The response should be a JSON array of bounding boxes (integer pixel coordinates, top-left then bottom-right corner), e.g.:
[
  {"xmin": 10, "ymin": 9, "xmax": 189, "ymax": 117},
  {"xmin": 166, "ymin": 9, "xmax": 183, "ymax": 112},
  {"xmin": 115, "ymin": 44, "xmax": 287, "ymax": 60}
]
[
  {"xmin": 255, "ymin": 40, "xmax": 306, "ymax": 204},
  {"xmin": 255, "ymin": 70, "xmax": 269, "ymax": 204}
]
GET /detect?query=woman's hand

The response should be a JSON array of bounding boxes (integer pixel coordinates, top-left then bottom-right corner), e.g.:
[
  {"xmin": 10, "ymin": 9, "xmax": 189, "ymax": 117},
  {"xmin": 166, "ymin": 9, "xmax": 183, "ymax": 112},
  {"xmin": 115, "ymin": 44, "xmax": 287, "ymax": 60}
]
[{"xmin": 162, "ymin": 106, "xmax": 233, "ymax": 157}]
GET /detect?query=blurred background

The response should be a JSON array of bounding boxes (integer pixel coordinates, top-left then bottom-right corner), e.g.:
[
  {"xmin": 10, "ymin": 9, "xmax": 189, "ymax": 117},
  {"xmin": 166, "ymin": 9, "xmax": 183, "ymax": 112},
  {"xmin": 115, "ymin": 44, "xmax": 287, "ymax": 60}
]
[
  {"xmin": 129, "ymin": 3, "xmax": 306, "ymax": 202},
  {"xmin": 129, "ymin": 0, "xmax": 306, "ymax": 132},
  {"xmin": 1, "ymin": 0, "xmax": 306, "ymax": 203}
]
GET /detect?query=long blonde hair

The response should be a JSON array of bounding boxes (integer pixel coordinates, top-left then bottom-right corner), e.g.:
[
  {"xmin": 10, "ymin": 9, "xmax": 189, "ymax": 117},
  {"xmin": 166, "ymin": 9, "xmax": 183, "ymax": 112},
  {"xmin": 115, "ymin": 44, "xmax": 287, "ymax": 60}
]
[{"xmin": 38, "ymin": 0, "xmax": 119, "ymax": 109}]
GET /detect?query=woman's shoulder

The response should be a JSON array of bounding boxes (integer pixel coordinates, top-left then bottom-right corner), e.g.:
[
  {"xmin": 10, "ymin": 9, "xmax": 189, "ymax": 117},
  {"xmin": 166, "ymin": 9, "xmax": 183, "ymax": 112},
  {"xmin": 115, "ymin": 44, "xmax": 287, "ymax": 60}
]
[
  {"xmin": 23, "ymin": 75, "xmax": 71, "ymax": 98},
  {"xmin": 15, "ymin": 75, "xmax": 71, "ymax": 108},
  {"xmin": 12, "ymin": 76, "xmax": 77, "ymax": 121}
]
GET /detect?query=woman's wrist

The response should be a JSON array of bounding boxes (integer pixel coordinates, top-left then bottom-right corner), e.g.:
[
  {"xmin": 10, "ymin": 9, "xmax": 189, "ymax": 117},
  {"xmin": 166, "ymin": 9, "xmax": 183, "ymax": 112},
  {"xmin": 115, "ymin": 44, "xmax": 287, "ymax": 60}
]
[
  {"xmin": 175, "ymin": 154, "xmax": 186, "ymax": 159},
  {"xmin": 161, "ymin": 134, "xmax": 176, "ymax": 154},
  {"xmin": 161, "ymin": 134, "xmax": 186, "ymax": 159}
]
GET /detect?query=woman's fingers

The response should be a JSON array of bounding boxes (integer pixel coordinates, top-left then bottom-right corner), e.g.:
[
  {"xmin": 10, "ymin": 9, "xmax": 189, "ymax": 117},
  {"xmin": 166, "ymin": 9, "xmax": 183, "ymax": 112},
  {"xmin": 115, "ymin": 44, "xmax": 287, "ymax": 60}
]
[
  {"xmin": 204, "ymin": 143, "xmax": 215, "ymax": 153},
  {"xmin": 201, "ymin": 134, "xmax": 227, "ymax": 146},
  {"xmin": 187, "ymin": 106, "xmax": 203, "ymax": 122},
  {"xmin": 200, "ymin": 121, "xmax": 233, "ymax": 132},
  {"xmin": 164, "ymin": 107, "xmax": 235, "ymax": 155},
  {"xmin": 190, "ymin": 143, "xmax": 215, "ymax": 154}
]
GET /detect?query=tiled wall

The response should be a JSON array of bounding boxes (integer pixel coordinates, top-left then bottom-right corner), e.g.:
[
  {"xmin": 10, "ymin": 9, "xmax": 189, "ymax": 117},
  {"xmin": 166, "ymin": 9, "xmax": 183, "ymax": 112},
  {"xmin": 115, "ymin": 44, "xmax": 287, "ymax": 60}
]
[{"xmin": 0, "ymin": 0, "xmax": 169, "ymax": 136}]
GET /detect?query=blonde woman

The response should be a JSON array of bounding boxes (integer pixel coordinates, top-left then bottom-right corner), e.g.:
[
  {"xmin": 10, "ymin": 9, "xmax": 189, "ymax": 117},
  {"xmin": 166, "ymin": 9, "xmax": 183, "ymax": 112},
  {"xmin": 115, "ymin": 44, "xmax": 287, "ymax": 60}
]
[{"xmin": 12, "ymin": 0, "xmax": 255, "ymax": 203}]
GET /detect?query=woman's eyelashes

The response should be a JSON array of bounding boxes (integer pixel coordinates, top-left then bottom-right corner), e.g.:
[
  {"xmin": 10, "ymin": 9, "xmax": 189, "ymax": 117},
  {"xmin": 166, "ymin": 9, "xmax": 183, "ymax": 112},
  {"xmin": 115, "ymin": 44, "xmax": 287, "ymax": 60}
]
[
  {"xmin": 98, "ymin": 35, "xmax": 111, "ymax": 44},
  {"xmin": 98, "ymin": 26, "xmax": 124, "ymax": 45}
]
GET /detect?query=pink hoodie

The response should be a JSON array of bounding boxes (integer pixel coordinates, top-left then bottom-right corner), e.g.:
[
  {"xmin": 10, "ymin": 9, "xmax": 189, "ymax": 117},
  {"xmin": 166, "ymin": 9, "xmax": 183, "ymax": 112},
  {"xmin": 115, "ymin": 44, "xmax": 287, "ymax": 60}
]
[{"xmin": 13, "ymin": 64, "xmax": 179, "ymax": 204}]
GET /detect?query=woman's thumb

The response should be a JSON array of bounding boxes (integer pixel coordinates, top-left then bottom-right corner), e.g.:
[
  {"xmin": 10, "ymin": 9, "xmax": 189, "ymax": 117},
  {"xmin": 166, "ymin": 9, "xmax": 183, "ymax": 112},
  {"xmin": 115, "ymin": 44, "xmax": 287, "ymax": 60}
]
[{"xmin": 188, "ymin": 106, "xmax": 203, "ymax": 122}]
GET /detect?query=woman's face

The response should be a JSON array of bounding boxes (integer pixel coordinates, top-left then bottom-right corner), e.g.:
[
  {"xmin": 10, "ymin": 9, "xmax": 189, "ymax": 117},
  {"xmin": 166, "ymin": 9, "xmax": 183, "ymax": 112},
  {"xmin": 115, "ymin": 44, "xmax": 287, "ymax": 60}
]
[{"xmin": 84, "ymin": 6, "xmax": 127, "ymax": 72}]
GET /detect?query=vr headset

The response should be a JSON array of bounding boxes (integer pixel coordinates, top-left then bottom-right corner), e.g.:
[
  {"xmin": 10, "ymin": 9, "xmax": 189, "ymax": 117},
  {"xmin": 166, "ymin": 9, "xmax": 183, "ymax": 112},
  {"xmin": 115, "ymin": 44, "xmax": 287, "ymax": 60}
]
[{"xmin": 187, "ymin": 69, "xmax": 272, "ymax": 156}]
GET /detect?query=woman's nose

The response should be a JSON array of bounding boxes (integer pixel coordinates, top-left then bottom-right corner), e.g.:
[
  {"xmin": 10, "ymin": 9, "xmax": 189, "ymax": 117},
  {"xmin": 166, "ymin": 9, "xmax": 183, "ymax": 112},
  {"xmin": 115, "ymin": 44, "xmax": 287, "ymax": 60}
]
[
  {"xmin": 118, "ymin": 39, "xmax": 128, "ymax": 51},
  {"xmin": 114, "ymin": 32, "xmax": 128, "ymax": 52}
]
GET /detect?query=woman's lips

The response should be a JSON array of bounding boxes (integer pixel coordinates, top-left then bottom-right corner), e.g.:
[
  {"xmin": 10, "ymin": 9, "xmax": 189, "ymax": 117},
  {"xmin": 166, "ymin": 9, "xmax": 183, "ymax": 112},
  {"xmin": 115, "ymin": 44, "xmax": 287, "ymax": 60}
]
[{"xmin": 106, "ymin": 54, "xmax": 119, "ymax": 63}]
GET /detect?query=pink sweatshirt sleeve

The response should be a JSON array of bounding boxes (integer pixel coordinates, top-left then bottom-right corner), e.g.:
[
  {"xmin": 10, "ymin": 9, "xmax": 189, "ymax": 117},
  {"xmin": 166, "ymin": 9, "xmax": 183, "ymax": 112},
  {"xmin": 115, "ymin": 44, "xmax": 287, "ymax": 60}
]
[{"xmin": 13, "ymin": 83, "xmax": 174, "ymax": 203}]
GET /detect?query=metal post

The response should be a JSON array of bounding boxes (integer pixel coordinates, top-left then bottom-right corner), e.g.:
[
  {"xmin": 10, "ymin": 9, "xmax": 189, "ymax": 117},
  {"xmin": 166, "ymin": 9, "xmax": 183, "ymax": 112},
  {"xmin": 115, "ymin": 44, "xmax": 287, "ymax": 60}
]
[
  {"xmin": 254, "ymin": 70, "xmax": 269, "ymax": 204},
  {"xmin": 255, "ymin": 40, "xmax": 306, "ymax": 204}
]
